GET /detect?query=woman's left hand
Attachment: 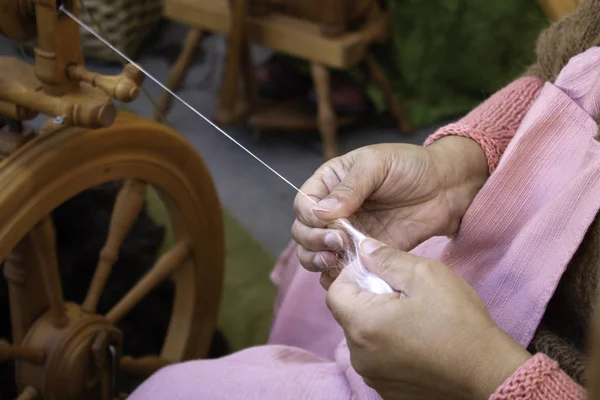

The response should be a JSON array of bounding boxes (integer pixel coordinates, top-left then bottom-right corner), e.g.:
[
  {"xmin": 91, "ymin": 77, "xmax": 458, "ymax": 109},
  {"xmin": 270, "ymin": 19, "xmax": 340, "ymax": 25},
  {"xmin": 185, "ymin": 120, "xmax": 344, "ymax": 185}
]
[{"xmin": 324, "ymin": 240, "xmax": 531, "ymax": 400}]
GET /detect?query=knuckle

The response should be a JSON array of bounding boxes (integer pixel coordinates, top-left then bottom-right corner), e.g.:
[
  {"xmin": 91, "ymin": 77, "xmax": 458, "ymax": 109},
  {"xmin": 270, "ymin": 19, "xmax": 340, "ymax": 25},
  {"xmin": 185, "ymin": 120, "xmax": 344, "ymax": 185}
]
[
  {"xmin": 292, "ymin": 194, "xmax": 303, "ymax": 216},
  {"xmin": 347, "ymin": 317, "xmax": 378, "ymax": 348},
  {"xmin": 290, "ymin": 220, "xmax": 307, "ymax": 243},
  {"xmin": 413, "ymin": 260, "xmax": 434, "ymax": 279},
  {"xmin": 376, "ymin": 249, "xmax": 399, "ymax": 275},
  {"xmin": 296, "ymin": 247, "xmax": 314, "ymax": 271},
  {"xmin": 292, "ymin": 200, "xmax": 308, "ymax": 222},
  {"xmin": 290, "ymin": 220, "xmax": 300, "ymax": 238},
  {"xmin": 308, "ymin": 227, "xmax": 323, "ymax": 246}
]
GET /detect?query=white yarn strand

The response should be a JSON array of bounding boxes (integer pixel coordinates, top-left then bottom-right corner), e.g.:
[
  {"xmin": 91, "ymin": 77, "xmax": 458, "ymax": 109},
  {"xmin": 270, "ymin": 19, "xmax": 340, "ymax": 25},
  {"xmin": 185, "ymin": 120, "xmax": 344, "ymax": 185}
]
[
  {"xmin": 60, "ymin": 6, "xmax": 394, "ymax": 294},
  {"xmin": 336, "ymin": 219, "xmax": 395, "ymax": 294},
  {"xmin": 59, "ymin": 5, "xmax": 317, "ymax": 207}
]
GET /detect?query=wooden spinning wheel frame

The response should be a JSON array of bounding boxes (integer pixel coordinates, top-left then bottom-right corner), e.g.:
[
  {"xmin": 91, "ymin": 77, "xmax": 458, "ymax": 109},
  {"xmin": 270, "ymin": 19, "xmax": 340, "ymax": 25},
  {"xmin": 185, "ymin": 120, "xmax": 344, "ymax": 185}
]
[{"xmin": 0, "ymin": 1, "xmax": 224, "ymax": 399}]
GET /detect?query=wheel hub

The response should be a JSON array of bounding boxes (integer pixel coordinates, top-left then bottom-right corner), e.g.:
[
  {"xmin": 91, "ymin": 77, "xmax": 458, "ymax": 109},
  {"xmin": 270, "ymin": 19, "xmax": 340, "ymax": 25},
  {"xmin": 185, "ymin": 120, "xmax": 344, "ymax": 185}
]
[{"xmin": 17, "ymin": 303, "xmax": 122, "ymax": 400}]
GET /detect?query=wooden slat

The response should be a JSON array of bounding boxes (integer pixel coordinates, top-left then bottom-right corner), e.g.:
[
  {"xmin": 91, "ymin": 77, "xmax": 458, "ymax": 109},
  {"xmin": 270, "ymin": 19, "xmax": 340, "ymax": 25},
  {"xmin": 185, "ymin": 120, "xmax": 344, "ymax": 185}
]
[{"xmin": 163, "ymin": 0, "xmax": 389, "ymax": 68}]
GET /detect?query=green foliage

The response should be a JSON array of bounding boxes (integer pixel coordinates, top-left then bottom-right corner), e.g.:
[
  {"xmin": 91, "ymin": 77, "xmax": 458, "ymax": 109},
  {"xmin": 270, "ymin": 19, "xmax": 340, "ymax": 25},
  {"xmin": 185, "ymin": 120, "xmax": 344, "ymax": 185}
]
[{"xmin": 368, "ymin": 0, "xmax": 548, "ymax": 127}]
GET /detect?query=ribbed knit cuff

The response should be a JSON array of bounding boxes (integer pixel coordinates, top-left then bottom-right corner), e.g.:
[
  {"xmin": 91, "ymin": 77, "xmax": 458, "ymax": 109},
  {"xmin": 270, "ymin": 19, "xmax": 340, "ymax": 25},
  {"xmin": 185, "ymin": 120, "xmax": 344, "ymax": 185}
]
[
  {"xmin": 489, "ymin": 353, "xmax": 585, "ymax": 400},
  {"xmin": 424, "ymin": 76, "xmax": 544, "ymax": 173}
]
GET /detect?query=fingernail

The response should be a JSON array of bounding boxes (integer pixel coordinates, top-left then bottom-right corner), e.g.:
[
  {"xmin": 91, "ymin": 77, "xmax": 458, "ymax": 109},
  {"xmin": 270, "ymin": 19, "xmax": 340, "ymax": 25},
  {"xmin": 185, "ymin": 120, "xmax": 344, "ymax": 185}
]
[
  {"xmin": 324, "ymin": 232, "xmax": 344, "ymax": 249},
  {"xmin": 360, "ymin": 238, "xmax": 384, "ymax": 254},
  {"xmin": 313, "ymin": 198, "xmax": 339, "ymax": 213},
  {"xmin": 315, "ymin": 253, "xmax": 328, "ymax": 270}
]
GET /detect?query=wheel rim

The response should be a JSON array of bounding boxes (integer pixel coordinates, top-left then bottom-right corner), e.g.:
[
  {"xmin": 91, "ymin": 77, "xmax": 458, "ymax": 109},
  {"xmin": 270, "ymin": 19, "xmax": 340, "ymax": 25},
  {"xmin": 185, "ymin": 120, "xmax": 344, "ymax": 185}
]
[{"xmin": 0, "ymin": 113, "xmax": 224, "ymax": 398}]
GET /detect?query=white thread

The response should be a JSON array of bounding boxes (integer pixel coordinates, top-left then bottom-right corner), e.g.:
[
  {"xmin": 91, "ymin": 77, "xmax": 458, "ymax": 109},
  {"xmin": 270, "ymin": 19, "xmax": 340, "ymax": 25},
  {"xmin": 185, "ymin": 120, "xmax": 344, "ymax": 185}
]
[
  {"xmin": 61, "ymin": 7, "xmax": 394, "ymax": 294},
  {"xmin": 59, "ymin": 6, "xmax": 317, "ymax": 207},
  {"xmin": 335, "ymin": 219, "xmax": 395, "ymax": 294}
]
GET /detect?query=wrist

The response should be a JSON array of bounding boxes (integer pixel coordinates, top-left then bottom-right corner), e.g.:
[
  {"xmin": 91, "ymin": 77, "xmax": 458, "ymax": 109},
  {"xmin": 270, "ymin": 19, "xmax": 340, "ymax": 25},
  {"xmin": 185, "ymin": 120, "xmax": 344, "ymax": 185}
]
[
  {"xmin": 467, "ymin": 327, "xmax": 532, "ymax": 400},
  {"xmin": 426, "ymin": 136, "xmax": 489, "ymax": 230}
]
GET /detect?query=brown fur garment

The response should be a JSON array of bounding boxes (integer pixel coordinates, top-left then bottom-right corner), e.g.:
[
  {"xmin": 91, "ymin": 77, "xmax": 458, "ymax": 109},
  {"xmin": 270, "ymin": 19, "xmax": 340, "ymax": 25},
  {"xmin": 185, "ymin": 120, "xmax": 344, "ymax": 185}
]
[
  {"xmin": 526, "ymin": 0, "xmax": 600, "ymax": 385},
  {"xmin": 526, "ymin": 0, "xmax": 600, "ymax": 83}
]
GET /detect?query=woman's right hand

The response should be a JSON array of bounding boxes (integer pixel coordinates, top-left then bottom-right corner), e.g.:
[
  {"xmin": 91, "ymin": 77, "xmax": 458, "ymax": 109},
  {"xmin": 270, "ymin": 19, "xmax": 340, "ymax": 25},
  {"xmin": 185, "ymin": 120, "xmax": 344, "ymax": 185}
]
[{"xmin": 292, "ymin": 136, "xmax": 489, "ymax": 272}]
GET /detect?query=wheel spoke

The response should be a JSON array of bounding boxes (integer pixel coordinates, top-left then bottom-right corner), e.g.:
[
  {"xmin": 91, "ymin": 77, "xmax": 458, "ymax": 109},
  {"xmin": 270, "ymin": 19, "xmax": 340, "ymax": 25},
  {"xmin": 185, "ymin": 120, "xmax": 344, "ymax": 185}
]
[
  {"xmin": 0, "ymin": 339, "xmax": 45, "ymax": 364},
  {"xmin": 83, "ymin": 180, "xmax": 147, "ymax": 313},
  {"xmin": 106, "ymin": 241, "xmax": 190, "ymax": 324},
  {"xmin": 4, "ymin": 241, "xmax": 30, "ymax": 344},
  {"xmin": 17, "ymin": 386, "xmax": 38, "ymax": 400},
  {"xmin": 29, "ymin": 217, "xmax": 68, "ymax": 328},
  {"xmin": 100, "ymin": 366, "xmax": 112, "ymax": 400},
  {"xmin": 120, "ymin": 355, "xmax": 171, "ymax": 376}
]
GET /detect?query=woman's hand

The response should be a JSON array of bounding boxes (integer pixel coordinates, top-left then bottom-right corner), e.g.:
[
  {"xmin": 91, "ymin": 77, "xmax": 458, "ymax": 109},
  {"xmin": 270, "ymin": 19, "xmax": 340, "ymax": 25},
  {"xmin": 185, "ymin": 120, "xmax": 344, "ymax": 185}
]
[
  {"xmin": 324, "ymin": 240, "xmax": 531, "ymax": 400},
  {"xmin": 292, "ymin": 136, "xmax": 488, "ymax": 272}
]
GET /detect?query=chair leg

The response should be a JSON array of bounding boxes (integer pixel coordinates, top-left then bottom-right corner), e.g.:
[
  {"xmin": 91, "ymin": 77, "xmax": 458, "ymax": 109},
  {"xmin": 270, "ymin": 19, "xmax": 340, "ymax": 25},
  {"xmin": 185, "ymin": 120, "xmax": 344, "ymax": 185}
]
[
  {"xmin": 154, "ymin": 29, "xmax": 204, "ymax": 122},
  {"xmin": 215, "ymin": 0, "xmax": 250, "ymax": 125},
  {"xmin": 310, "ymin": 63, "xmax": 339, "ymax": 161},
  {"xmin": 365, "ymin": 53, "xmax": 414, "ymax": 133}
]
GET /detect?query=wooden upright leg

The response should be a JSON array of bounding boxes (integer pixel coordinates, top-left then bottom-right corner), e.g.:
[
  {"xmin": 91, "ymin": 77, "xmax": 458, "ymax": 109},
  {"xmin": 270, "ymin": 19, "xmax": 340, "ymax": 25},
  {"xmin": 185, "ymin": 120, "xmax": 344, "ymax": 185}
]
[
  {"xmin": 310, "ymin": 63, "xmax": 339, "ymax": 161},
  {"xmin": 215, "ymin": 0, "xmax": 251, "ymax": 125},
  {"xmin": 154, "ymin": 29, "xmax": 204, "ymax": 122},
  {"xmin": 240, "ymin": 35, "xmax": 259, "ymax": 116},
  {"xmin": 365, "ymin": 53, "xmax": 414, "ymax": 133}
]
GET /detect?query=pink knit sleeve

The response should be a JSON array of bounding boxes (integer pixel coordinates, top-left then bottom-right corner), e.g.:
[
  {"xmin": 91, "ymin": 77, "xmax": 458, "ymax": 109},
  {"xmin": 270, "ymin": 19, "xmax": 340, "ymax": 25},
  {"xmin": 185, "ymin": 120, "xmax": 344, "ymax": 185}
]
[
  {"xmin": 424, "ymin": 76, "xmax": 544, "ymax": 173},
  {"xmin": 489, "ymin": 353, "xmax": 585, "ymax": 400}
]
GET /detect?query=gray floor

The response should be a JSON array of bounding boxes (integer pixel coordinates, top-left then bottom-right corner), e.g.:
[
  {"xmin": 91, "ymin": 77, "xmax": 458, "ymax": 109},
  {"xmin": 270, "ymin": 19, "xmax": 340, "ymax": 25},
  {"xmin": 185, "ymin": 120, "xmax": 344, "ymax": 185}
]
[{"xmin": 0, "ymin": 22, "xmax": 438, "ymax": 257}]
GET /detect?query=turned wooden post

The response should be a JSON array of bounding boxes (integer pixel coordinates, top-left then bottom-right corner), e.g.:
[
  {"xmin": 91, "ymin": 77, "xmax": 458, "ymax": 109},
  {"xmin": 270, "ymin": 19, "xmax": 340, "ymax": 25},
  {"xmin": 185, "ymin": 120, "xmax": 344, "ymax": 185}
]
[
  {"xmin": 215, "ymin": 0, "xmax": 251, "ymax": 124},
  {"xmin": 155, "ymin": 29, "xmax": 204, "ymax": 121},
  {"xmin": 67, "ymin": 64, "xmax": 144, "ymax": 102},
  {"xmin": 33, "ymin": 0, "xmax": 85, "ymax": 96},
  {"xmin": 310, "ymin": 63, "xmax": 339, "ymax": 161},
  {"xmin": 83, "ymin": 180, "xmax": 147, "ymax": 313}
]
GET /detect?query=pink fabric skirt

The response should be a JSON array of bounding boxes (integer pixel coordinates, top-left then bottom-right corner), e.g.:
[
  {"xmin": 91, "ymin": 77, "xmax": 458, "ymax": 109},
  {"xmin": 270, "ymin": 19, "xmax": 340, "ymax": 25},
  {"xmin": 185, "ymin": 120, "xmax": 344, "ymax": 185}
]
[{"xmin": 129, "ymin": 242, "xmax": 376, "ymax": 399}]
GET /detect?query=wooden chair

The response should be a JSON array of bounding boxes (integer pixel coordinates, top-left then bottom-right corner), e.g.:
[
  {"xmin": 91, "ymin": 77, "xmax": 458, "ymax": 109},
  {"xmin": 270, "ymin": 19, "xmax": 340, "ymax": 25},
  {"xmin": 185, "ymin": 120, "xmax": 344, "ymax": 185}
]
[{"xmin": 155, "ymin": 0, "xmax": 413, "ymax": 160}]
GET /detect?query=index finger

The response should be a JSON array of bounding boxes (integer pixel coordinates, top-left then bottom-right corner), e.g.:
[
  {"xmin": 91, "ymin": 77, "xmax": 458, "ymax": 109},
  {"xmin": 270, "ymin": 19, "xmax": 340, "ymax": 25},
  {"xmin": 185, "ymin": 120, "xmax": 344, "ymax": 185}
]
[{"xmin": 293, "ymin": 166, "xmax": 342, "ymax": 229}]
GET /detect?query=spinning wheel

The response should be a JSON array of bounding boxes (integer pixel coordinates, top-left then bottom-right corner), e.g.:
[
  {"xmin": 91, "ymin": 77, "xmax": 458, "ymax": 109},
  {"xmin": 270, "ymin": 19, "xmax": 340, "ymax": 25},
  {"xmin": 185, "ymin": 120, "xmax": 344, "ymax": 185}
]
[{"xmin": 0, "ymin": 1, "xmax": 225, "ymax": 399}]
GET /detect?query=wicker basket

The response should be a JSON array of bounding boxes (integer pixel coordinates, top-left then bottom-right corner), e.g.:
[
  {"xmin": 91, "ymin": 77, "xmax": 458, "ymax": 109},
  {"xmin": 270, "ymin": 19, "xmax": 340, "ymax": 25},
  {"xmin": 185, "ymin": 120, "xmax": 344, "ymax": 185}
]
[{"xmin": 77, "ymin": 0, "xmax": 163, "ymax": 62}]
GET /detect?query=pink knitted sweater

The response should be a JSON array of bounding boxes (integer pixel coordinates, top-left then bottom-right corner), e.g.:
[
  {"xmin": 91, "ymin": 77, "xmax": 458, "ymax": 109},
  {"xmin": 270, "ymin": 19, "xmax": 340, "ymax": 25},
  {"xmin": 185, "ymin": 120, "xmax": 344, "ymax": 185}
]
[
  {"xmin": 425, "ymin": 76, "xmax": 545, "ymax": 172},
  {"xmin": 491, "ymin": 354, "xmax": 585, "ymax": 400},
  {"xmin": 425, "ymin": 74, "xmax": 587, "ymax": 399}
]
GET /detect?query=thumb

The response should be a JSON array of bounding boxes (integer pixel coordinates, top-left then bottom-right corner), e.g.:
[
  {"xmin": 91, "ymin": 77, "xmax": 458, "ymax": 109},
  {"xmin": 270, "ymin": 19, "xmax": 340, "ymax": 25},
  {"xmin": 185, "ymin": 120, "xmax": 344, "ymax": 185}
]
[
  {"xmin": 313, "ymin": 163, "xmax": 382, "ymax": 221},
  {"xmin": 326, "ymin": 268, "xmax": 376, "ymax": 328},
  {"xmin": 358, "ymin": 238, "xmax": 426, "ymax": 296}
]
